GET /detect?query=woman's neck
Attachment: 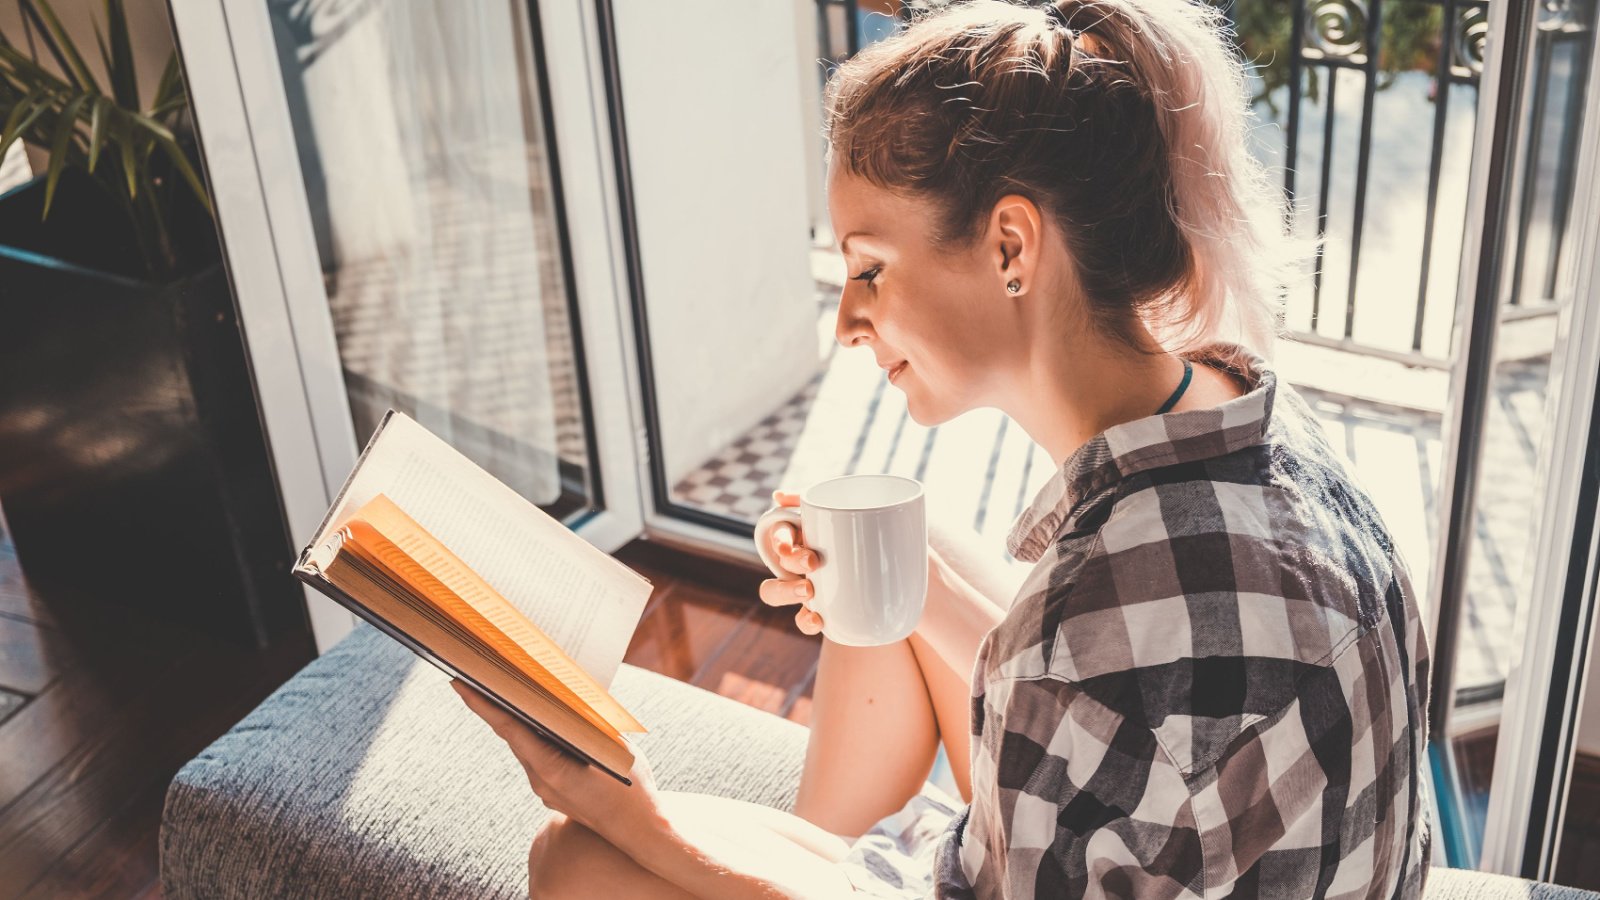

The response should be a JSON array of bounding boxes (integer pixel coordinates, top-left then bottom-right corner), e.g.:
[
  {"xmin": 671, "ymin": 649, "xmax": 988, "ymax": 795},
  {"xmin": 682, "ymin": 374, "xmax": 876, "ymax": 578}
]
[{"xmin": 1004, "ymin": 333, "xmax": 1194, "ymax": 470}]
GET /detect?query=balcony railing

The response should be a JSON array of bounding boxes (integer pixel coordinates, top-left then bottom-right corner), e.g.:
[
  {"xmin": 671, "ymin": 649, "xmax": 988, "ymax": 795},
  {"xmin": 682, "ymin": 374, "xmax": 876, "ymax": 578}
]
[{"xmin": 814, "ymin": 0, "xmax": 1592, "ymax": 368}]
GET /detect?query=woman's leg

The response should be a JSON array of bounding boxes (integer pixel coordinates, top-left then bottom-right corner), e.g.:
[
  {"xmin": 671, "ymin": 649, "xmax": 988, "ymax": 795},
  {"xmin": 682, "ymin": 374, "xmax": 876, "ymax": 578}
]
[
  {"xmin": 908, "ymin": 628, "xmax": 973, "ymax": 802},
  {"xmin": 908, "ymin": 516, "xmax": 1025, "ymax": 805},
  {"xmin": 527, "ymin": 792, "xmax": 853, "ymax": 899},
  {"xmin": 792, "ymin": 517, "xmax": 1018, "ymax": 835},
  {"xmin": 793, "ymin": 636, "xmax": 943, "ymax": 837}
]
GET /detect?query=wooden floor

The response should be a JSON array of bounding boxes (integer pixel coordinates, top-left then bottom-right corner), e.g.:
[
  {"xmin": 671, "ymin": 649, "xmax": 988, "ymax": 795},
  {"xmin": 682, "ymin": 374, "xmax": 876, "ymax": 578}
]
[
  {"xmin": 0, "ymin": 511, "xmax": 317, "ymax": 900},
  {"xmin": 618, "ymin": 541, "xmax": 822, "ymax": 727},
  {"xmin": 0, "ymin": 509, "xmax": 817, "ymax": 899}
]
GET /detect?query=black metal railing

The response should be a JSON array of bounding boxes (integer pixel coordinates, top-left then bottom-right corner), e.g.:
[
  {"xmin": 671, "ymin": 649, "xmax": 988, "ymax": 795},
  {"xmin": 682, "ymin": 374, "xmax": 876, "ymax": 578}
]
[{"xmin": 815, "ymin": 0, "xmax": 1593, "ymax": 367}]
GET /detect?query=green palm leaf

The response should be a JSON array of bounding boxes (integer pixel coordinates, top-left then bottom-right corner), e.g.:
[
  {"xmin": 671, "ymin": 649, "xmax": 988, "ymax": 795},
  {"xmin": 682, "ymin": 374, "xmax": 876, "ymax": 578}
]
[
  {"xmin": 150, "ymin": 131, "xmax": 209, "ymax": 215},
  {"xmin": 0, "ymin": 44, "xmax": 75, "ymax": 95},
  {"xmin": 87, "ymin": 95, "xmax": 107, "ymax": 172},
  {"xmin": 103, "ymin": 0, "xmax": 138, "ymax": 110},
  {"xmin": 0, "ymin": 89, "xmax": 49, "ymax": 162},
  {"xmin": 153, "ymin": 54, "xmax": 182, "ymax": 113},
  {"xmin": 117, "ymin": 110, "xmax": 138, "ymax": 199},
  {"xmin": 43, "ymin": 93, "xmax": 89, "ymax": 217},
  {"xmin": 21, "ymin": 0, "xmax": 98, "ymax": 94}
]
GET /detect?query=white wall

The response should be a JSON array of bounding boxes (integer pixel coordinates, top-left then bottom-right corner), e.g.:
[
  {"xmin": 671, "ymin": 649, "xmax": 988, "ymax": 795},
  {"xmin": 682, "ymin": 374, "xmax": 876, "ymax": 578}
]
[{"xmin": 612, "ymin": 0, "xmax": 822, "ymax": 486}]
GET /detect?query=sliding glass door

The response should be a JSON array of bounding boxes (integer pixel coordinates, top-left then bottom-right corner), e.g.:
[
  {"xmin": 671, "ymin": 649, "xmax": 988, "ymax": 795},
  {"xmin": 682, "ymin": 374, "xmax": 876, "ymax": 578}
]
[
  {"xmin": 265, "ymin": 0, "xmax": 589, "ymax": 514},
  {"xmin": 1423, "ymin": 0, "xmax": 1600, "ymax": 876},
  {"xmin": 169, "ymin": 0, "xmax": 649, "ymax": 651}
]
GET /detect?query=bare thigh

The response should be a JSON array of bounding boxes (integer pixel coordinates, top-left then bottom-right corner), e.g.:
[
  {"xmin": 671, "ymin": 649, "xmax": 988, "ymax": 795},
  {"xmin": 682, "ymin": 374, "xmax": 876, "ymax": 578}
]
[
  {"xmin": 794, "ymin": 632, "xmax": 976, "ymax": 838},
  {"xmin": 908, "ymin": 629, "xmax": 973, "ymax": 802},
  {"xmin": 912, "ymin": 516, "xmax": 1024, "ymax": 803},
  {"xmin": 793, "ymin": 516, "xmax": 1014, "ymax": 837},
  {"xmin": 794, "ymin": 635, "xmax": 939, "ymax": 837},
  {"xmin": 527, "ymin": 792, "xmax": 854, "ymax": 899}
]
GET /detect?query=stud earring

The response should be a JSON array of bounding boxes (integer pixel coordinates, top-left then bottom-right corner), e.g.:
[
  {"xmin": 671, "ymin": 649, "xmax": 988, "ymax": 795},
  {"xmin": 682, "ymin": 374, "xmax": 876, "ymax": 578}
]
[{"xmin": 1006, "ymin": 279, "xmax": 1021, "ymax": 294}]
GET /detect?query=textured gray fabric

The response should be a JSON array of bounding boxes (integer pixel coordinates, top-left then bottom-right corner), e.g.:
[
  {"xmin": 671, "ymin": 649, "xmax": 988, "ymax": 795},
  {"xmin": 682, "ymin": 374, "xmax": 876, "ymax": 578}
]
[
  {"xmin": 160, "ymin": 622, "xmax": 811, "ymax": 899},
  {"xmin": 1425, "ymin": 868, "xmax": 1600, "ymax": 900},
  {"xmin": 159, "ymin": 621, "xmax": 1600, "ymax": 899}
]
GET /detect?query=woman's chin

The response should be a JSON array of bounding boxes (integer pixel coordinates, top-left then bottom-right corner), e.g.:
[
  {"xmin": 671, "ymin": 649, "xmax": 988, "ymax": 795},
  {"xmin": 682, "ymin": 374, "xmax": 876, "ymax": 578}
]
[{"xmin": 903, "ymin": 389, "xmax": 963, "ymax": 428}]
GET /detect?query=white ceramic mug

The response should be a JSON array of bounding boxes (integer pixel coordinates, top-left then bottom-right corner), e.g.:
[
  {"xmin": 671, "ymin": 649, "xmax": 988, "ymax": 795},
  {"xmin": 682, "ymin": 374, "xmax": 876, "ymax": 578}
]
[{"xmin": 754, "ymin": 474, "xmax": 928, "ymax": 646}]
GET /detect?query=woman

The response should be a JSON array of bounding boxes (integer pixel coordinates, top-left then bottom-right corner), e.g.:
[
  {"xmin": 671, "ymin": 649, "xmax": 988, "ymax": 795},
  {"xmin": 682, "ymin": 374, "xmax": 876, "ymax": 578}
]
[{"xmin": 451, "ymin": 0, "xmax": 1434, "ymax": 895}]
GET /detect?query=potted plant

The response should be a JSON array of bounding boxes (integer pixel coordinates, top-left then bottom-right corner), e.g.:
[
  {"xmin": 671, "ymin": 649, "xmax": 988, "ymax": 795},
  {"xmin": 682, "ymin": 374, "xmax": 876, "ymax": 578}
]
[{"xmin": 0, "ymin": 0, "xmax": 310, "ymax": 651}]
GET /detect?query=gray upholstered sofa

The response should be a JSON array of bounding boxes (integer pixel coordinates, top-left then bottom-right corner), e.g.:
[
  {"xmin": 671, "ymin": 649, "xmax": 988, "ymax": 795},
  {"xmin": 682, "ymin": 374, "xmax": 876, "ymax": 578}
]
[{"xmin": 160, "ymin": 621, "xmax": 1600, "ymax": 899}]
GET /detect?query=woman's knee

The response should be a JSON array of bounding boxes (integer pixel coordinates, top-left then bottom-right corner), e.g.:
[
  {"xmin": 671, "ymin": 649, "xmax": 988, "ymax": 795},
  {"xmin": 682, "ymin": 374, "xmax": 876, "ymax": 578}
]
[
  {"xmin": 527, "ymin": 813, "xmax": 597, "ymax": 899},
  {"xmin": 528, "ymin": 812, "xmax": 702, "ymax": 900}
]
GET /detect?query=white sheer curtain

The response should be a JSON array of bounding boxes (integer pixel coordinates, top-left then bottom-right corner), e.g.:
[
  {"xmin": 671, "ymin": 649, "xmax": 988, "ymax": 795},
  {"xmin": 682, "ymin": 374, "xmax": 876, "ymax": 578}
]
[
  {"xmin": 272, "ymin": 0, "xmax": 563, "ymax": 505},
  {"xmin": 0, "ymin": 141, "xmax": 30, "ymax": 196}
]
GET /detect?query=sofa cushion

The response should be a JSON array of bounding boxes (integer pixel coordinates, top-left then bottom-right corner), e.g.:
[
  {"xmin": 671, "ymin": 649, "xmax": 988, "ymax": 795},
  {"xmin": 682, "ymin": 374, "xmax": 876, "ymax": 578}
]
[
  {"xmin": 1426, "ymin": 868, "xmax": 1600, "ymax": 900},
  {"xmin": 159, "ymin": 622, "xmax": 812, "ymax": 899},
  {"xmin": 160, "ymin": 622, "xmax": 1600, "ymax": 900}
]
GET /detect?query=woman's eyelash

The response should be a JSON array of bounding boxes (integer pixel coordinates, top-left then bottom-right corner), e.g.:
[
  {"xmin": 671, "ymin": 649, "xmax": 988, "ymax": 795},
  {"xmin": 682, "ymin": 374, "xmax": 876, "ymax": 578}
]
[{"xmin": 851, "ymin": 266, "xmax": 881, "ymax": 284}]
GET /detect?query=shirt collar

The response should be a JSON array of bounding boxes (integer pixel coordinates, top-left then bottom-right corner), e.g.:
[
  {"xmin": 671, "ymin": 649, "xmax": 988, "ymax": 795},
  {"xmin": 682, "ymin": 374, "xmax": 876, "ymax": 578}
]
[{"xmin": 1006, "ymin": 342, "xmax": 1278, "ymax": 563}]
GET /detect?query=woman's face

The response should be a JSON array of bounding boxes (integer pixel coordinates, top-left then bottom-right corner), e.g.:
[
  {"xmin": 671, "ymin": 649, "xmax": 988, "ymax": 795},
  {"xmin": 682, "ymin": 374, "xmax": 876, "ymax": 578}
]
[{"xmin": 826, "ymin": 162, "xmax": 1029, "ymax": 426}]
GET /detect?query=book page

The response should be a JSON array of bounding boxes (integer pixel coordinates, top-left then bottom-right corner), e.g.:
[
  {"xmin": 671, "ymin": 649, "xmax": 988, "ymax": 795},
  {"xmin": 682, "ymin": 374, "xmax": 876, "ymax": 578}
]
[
  {"xmin": 302, "ymin": 411, "xmax": 653, "ymax": 687},
  {"xmin": 314, "ymin": 546, "xmax": 636, "ymax": 781},
  {"xmin": 354, "ymin": 494, "xmax": 643, "ymax": 733}
]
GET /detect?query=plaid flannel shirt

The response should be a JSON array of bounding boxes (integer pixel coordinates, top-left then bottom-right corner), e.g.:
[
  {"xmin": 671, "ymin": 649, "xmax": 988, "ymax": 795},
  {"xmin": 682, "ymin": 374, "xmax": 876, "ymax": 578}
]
[{"xmin": 931, "ymin": 342, "xmax": 1433, "ymax": 899}]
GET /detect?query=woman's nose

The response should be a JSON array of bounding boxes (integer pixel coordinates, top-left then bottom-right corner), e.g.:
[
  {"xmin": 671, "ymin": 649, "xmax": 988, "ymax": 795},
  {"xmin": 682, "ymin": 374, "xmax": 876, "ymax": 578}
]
[{"xmin": 835, "ymin": 286, "xmax": 872, "ymax": 349}]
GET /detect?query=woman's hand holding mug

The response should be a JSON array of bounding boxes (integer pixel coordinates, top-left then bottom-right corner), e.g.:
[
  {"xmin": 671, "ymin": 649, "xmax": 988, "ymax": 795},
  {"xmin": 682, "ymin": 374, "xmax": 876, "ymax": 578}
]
[
  {"xmin": 753, "ymin": 474, "xmax": 928, "ymax": 646},
  {"xmin": 757, "ymin": 490, "xmax": 826, "ymax": 635}
]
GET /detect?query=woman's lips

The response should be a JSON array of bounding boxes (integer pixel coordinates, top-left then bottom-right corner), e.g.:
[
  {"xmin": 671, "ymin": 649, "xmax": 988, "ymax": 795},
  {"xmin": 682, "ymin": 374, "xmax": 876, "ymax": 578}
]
[{"xmin": 888, "ymin": 361, "xmax": 909, "ymax": 382}]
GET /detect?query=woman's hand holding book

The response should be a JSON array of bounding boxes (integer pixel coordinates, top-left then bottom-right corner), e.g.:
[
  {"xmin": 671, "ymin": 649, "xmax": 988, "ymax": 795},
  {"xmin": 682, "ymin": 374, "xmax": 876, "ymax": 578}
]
[{"xmin": 450, "ymin": 678, "xmax": 662, "ymax": 839}]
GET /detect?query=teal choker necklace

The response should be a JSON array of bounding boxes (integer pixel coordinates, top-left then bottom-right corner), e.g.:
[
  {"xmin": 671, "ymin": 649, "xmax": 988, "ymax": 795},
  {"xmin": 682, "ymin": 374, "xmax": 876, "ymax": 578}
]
[{"xmin": 1154, "ymin": 358, "xmax": 1194, "ymax": 415}]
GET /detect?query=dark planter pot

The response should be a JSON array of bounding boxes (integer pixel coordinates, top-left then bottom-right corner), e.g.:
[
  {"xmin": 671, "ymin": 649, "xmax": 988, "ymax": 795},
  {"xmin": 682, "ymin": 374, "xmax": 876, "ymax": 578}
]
[{"xmin": 0, "ymin": 171, "xmax": 310, "ymax": 651}]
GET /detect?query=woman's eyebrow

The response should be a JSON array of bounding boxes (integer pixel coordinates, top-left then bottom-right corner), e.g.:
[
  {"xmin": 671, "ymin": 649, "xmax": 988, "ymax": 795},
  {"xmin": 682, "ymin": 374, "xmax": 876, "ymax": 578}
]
[{"xmin": 840, "ymin": 231, "xmax": 876, "ymax": 253}]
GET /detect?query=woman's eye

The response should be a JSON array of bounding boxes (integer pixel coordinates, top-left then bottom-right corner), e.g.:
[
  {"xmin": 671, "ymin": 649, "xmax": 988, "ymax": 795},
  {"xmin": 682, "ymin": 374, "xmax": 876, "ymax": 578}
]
[{"xmin": 851, "ymin": 266, "xmax": 881, "ymax": 285}]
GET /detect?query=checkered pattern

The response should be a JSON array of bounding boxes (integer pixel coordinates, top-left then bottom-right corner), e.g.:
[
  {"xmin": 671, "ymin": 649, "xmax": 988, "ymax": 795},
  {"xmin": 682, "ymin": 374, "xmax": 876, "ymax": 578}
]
[
  {"xmin": 843, "ymin": 342, "xmax": 1433, "ymax": 898},
  {"xmin": 669, "ymin": 373, "xmax": 825, "ymax": 521}
]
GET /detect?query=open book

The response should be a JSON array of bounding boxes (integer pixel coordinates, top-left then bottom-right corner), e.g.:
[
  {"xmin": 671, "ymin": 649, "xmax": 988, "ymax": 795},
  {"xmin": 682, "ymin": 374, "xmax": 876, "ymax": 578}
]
[{"xmin": 293, "ymin": 410, "xmax": 655, "ymax": 784}]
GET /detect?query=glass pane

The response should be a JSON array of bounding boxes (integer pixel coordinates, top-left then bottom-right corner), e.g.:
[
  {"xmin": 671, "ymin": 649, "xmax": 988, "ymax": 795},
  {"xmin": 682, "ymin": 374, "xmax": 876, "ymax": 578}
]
[
  {"xmin": 266, "ymin": 0, "xmax": 596, "ymax": 519},
  {"xmin": 1434, "ymin": 0, "xmax": 1597, "ymax": 868}
]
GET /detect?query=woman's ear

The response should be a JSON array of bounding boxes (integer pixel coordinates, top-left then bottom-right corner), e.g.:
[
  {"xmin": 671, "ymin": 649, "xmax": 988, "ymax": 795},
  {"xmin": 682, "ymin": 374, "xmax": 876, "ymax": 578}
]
[{"xmin": 990, "ymin": 193, "xmax": 1045, "ymax": 293}]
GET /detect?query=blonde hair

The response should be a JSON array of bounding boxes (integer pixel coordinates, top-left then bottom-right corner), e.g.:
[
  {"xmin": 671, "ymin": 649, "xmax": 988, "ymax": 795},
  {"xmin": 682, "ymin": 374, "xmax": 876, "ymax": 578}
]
[{"xmin": 823, "ymin": 0, "xmax": 1320, "ymax": 362}]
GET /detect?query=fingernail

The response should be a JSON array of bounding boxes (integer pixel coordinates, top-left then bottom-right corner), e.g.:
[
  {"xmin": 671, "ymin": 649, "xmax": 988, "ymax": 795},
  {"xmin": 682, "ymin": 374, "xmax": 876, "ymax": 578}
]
[{"xmin": 793, "ymin": 582, "xmax": 810, "ymax": 598}]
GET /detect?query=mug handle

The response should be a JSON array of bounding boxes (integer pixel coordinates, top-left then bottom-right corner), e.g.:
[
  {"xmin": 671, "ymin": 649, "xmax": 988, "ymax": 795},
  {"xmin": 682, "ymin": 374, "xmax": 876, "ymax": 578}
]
[{"xmin": 753, "ymin": 505, "xmax": 805, "ymax": 582}]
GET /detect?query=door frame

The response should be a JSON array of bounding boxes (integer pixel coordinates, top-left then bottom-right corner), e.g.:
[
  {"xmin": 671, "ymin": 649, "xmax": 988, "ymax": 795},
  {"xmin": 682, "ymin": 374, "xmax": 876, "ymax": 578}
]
[
  {"xmin": 1478, "ymin": 36, "xmax": 1600, "ymax": 875},
  {"xmin": 580, "ymin": 0, "xmax": 833, "ymax": 569},
  {"xmin": 165, "ymin": 0, "xmax": 651, "ymax": 654}
]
